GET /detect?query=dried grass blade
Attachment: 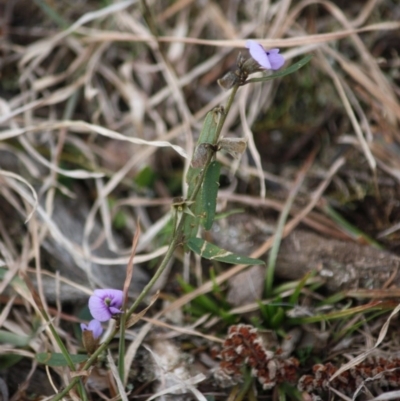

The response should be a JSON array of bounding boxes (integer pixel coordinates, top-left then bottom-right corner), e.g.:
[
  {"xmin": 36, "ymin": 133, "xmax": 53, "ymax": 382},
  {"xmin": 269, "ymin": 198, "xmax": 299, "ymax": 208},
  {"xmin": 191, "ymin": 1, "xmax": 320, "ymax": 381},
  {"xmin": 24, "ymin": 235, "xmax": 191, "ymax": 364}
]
[
  {"xmin": 0, "ymin": 120, "xmax": 187, "ymax": 159},
  {"xmin": 126, "ymin": 291, "xmax": 159, "ymax": 329},
  {"xmin": 0, "ymin": 170, "xmax": 38, "ymax": 223},
  {"xmin": 329, "ymin": 302, "xmax": 400, "ymax": 382},
  {"xmin": 123, "ymin": 226, "xmax": 141, "ymax": 306},
  {"xmin": 107, "ymin": 350, "xmax": 129, "ymax": 401}
]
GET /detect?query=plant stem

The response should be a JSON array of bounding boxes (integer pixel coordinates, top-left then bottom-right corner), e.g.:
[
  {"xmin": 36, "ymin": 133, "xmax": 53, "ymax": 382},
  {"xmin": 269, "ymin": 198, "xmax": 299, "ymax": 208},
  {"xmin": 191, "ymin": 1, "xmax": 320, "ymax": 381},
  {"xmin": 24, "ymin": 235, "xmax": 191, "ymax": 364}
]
[
  {"xmin": 215, "ymin": 85, "xmax": 239, "ymax": 139},
  {"xmin": 51, "ymin": 326, "xmax": 119, "ymax": 401},
  {"xmin": 126, "ymin": 234, "xmax": 180, "ymax": 317},
  {"xmin": 38, "ymin": 305, "xmax": 88, "ymax": 400},
  {"xmin": 118, "ymin": 311, "xmax": 127, "ymax": 383}
]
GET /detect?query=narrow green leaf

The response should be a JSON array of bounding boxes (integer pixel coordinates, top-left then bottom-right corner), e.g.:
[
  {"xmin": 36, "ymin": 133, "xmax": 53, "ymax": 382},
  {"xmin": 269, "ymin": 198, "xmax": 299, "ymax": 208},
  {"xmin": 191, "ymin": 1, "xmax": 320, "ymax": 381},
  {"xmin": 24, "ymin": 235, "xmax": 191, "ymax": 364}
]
[
  {"xmin": 201, "ymin": 161, "xmax": 221, "ymax": 230},
  {"xmin": 289, "ymin": 300, "xmax": 388, "ymax": 325},
  {"xmin": 187, "ymin": 238, "xmax": 265, "ymax": 265},
  {"xmin": 0, "ymin": 355, "xmax": 23, "ymax": 369},
  {"xmin": 135, "ymin": 165, "xmax": 156, "ymax": 188},
  {"xmin": 182, "ymin": 195, "xmax": 204, "ymax": 242},
  {"xmin": 195, "ymin": 107, "xmax": 222, "ymax": 147},
  {"xmin": 289, "ymin": 272, "xmax": 314, "ymax": 305},
  {"xmin": 178, "ymin": 276, "xmax": 235, "ymax": 323},
  {"xmin": 270, "ymin": 307, "xmax": 286, "ymax": 328},
  {"xmin": 322, "ymin": 204, "xmax": 382, "ymax": 248},
  {"xmin": 178, "ymin": 277, "xmax": 221, "ymax": 314},
  {"xmin": 0, "ymin": 330, "xmax": 30, "ymax": 347},
  {"xmin": 32, "ymin": 0, "xmax": 69, "ymax": 29},
  {"xmin": 246, "ymin": 55, "xmax": 312, "ymax": 84},
  {"xmin": 183, "ymin": 108, "xmax": 223, "ymax": 242},
  {"xmin": 187, "ymin": 107, "xmax": 221, "ymax": 184},
  {"xmin": 36, "ymin": 352, "xmax": 88, "ymax": 367},
  {"xmin": 0, "ymin": 267, "xmax": 29, "ymax": 294}
]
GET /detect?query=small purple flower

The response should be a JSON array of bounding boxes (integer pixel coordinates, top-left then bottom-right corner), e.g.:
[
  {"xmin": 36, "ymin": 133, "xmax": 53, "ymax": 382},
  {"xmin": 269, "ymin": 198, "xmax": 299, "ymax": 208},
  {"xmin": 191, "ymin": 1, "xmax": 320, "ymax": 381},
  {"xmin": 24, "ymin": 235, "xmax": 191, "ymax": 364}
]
[
  {"xmin": 88, "ymin": 289, "xmax": 124, "ymax": 322},
  {"xmin": 80, "ymin": 319, "xmax": 103, "ymax": 340},
  {"xmin": 245, "ymin": 40, "xmax": 285, "ymax": 70}
]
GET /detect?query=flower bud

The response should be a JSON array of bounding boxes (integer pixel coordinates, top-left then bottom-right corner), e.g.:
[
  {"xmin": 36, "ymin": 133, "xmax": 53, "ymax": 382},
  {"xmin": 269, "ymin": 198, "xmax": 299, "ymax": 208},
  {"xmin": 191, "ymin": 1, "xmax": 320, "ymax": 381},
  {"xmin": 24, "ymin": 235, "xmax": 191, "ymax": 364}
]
[{"xmin": 81, "ymin": 319, "xmax": 103, "ymax": 354}]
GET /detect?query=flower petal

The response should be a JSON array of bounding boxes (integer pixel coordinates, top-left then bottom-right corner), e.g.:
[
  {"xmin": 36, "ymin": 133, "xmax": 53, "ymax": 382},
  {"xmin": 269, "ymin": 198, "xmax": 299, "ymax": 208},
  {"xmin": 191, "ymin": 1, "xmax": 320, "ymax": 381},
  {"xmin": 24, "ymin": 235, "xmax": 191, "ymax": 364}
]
[
  {"xmin": 245, "ymin": 40, "xmax": 271, "ymax": 69},
  {"xmin": 89, "ymin": 294, "xmax": 112, "ymax": 321},
  {"xmin": 81, "ymin": 319, "xmax": 104, "ymax": 340},
  {"xmin": 94, "ymin": 289, "xmax": 124, "ymax": 307},
  {"xmin": 266, "ymin": 49, "xmax": 285, "ymax": 70},
  {"xmin": 89, "ymin": 289, "xmax": 124, "ymax": 321},
  {"xmin": 88, "ymin": 319, "xmax": 103, "ymax": 340},
  {"xmin": 109, "ymin": 306, "xmax": 122, "ymax": 315}
]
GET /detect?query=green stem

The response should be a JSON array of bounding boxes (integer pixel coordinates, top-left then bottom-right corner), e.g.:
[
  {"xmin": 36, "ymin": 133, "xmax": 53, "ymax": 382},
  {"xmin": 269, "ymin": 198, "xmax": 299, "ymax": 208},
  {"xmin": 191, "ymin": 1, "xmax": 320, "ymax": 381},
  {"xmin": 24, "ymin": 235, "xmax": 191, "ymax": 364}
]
[
  {"xmin": 126, "ymin": 235, "xmax": 180, "ymax": 317},
  {"xmin": 215, "ymin": 85, "xmax": 239, "ymax": 139},
  {"xmin": 265, "ymin": 195, "xmax": 294, "ymax": 297},
  {"xmin": 235, "ymin": 369, "xmax": 254, "ymax": 401},
  {"xmin": 118, "ymin": 311, "xmax": 127, "ymax": 383},
  {"xmin": 39, "ymin": 309, "xmax": 87, "ymax": 400},
  {"xmin": 51, "ymin": 326, "xmax": 119, "ymax": 401}
]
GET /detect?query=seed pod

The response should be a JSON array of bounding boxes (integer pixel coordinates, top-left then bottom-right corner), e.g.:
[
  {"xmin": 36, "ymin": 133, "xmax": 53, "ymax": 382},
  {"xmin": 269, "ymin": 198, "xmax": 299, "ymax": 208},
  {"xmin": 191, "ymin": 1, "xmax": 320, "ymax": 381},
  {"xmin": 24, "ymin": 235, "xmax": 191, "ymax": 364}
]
[
  {"xmin": 218, "ymin": 138, "xmax": 247, "ymax": 159},
  {"xmin": 218, "ymin": 54, "xmax": 249, "ymax": 89},
  {"xmin": 218, "ymin": 71, "xmax": 239, "ymax": 90},
  {"xmin": 191, "ymin": 143, "xmax": 213, "ymax": 168},
  {"xmin": 82, "ymin": 330, "xmax": 100, "ymax": 355}
]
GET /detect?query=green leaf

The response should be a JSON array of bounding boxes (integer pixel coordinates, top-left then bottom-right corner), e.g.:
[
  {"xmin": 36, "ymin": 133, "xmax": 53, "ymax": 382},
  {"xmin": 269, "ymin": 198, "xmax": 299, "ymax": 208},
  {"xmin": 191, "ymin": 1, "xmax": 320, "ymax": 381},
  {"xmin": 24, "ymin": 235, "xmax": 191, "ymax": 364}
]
[
  {"xmin": 0, "ymin": 330, "xmax": 30, "ymax": 347},
  {"xmin": 36, "ymin": 352, "xmax": 88, "ymax": 367},
  {"xmin": 135, "ymin": 165, "xmax": 156, "ymax": 188},
  {"xmin": 183, "ymin": 108, "xmax": 223, "ymax": 243},
  {"xmin": 322, "ymin": 204, "xmax": 382, "ymax": 248},
  {"xmin": 270, "ymin": 306, "xmax": 286, "ymax": 328},
  {"xmin": 289, "ymin": 272, "xmax": 314, "ymax": 305},
  {"xmin": 187, "ymin": 238, "xmax": 265, "ymax": 265},
  {"xmin": 289, "ymin": 301, "xmax": 388, "ymax": 325},
  {"xmin": 187, "ymin": 108, "xmax": 221, "ymax": 182},
  {"xmin": 246, "ymin": 55, "xmax": 313, "ymax": 84},
  {"xmin": 0, "ymin": 267, "xmax": 29, "ymax": 294},
  {"xmin": 0, "ymin": 354, "xmax": 23, "ymax": 369},
  {"xmin": 178, "ymin": 276, "xmax": 235, "ymax": 323},
  {"xmin": 178, "ymin": 277, "xmax": 221, "ymax": 314},
  {"xmin": 201, "ymin": 161, "xmax": 221, "ymax": 230},
  {"xmin": 182, "ymin": 193, "xmax": 204, "ymax": 242}
]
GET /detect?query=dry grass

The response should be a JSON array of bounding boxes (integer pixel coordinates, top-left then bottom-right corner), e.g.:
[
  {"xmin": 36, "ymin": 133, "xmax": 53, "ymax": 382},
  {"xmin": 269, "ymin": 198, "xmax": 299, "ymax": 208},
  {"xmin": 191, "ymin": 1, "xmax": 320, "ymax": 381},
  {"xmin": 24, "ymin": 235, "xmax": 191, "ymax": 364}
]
[{"xmin": 1, "ymin": 0, "xmax": 400, "ymax": 399}]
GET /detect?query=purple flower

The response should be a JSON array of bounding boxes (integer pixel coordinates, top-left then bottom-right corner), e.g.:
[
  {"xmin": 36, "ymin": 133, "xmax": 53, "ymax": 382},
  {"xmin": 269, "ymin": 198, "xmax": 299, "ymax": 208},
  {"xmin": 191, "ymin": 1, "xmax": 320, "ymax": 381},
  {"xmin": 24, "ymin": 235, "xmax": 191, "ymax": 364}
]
[
  {"xmin": 245, "ymin": 40, "xmax": 285, "ymax": 70},
  {"xmin": 81, "ymin": 319, "xmax": 103, "ymax": 340},
  {"xmin": 88, "ymin": 289, "xmax": 124, "ymax": 322}
]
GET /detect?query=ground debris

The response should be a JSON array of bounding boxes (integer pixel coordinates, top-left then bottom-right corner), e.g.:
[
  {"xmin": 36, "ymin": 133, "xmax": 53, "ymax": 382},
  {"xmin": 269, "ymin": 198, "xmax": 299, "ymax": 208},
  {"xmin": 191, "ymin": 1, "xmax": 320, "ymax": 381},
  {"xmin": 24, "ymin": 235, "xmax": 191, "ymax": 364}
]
[
  {"xmin": 214, "ymin": 324, "xmax": 299, "ymax": 390},
  {"xmin": 299, "ymin": 358, "xmax": 400, "ymax": 397},
  {"xmin": 213, "ymin": 213, "xmax": 400, "ymax": 293},
  {"xmin": 226, "ymin": 265, "xmax": 265, "ymax": 308},
  {"xmin": 276, "ymin": 229, "xmax": 400, "ymax": 292},
  {"xmin": 143, "ymin": 339, "xmax": 205, "ymax": 400}
]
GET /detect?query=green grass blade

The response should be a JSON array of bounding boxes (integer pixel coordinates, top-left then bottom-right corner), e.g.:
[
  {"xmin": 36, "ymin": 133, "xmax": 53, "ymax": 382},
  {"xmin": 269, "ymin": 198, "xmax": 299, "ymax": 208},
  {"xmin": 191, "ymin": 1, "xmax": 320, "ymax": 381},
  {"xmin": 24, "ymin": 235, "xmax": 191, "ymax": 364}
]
[
  {"xmin": 322, "ymin": 203, "xmax": 382, "ymax": 248},
  {"xmin": 187, "ymin": 238, "xmax": 265, "ymax": 265},
  {"xmin": 246, "ymin": 55, "xmax": 312, "ymax": 84},
  {"xmin": 36, "ymin": 352, "xmax": 88, "ymax": 367}
]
